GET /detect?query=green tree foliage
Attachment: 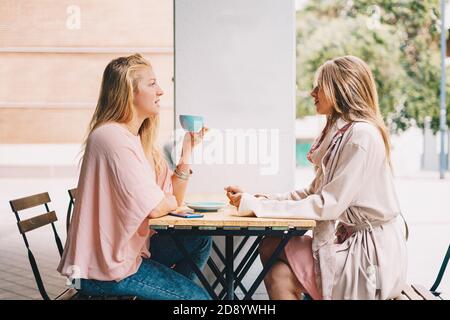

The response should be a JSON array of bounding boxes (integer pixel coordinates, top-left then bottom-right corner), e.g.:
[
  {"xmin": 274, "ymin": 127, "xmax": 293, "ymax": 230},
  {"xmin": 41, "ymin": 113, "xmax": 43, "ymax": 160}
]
[{"xmin": 296, "ymin": 0, "xmax": 449, "ymax": 133}]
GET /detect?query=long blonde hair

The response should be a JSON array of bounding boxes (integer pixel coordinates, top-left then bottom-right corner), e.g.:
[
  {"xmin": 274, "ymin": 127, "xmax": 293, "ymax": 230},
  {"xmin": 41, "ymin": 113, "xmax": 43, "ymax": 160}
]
[
  {"xmin": 315, "ymin": 55, "xmax": 392, "ymax": 168},
  {"xmin": 84, "ymin": 53, "xmax": 165, "ymax": 174}
]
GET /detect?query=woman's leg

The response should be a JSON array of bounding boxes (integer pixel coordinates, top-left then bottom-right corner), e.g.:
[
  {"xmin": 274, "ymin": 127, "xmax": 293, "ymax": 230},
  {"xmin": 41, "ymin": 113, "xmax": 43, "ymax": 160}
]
[
  {"xmin": 150, "ymin": 234, "xmax": 212, "ymax": 281},
  {"xmin": 264, "ymin": 261, "xmax": 304, "ymax": 300},
  {"xmin": 259, "ymin": 237, "xmax": 305, "ymax": 300},
  {"xmin": 79, "ymin": 258, "xmax": 210, "ymax": 300}
]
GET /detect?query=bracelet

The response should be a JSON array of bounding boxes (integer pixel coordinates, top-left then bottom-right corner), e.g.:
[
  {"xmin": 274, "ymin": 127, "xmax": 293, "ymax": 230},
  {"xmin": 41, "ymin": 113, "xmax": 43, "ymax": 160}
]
[{"xmin": 174, "ymin": 168, "xmax": 193, "ymax": 180}]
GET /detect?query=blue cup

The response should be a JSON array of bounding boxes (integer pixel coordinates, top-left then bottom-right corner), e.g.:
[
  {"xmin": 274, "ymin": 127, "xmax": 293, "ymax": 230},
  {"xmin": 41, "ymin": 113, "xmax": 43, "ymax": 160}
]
[{"xmin": 179, "ymin": 115, "xmax": 204, "ymax": 132}]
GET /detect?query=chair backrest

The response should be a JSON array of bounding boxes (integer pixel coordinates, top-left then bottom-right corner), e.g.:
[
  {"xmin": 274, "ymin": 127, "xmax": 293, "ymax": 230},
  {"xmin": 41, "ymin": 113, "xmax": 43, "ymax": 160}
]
[
  {"xmin": 9, "ymin": 192, "xmax": 64, "ymax": 300},
  {"xmin": 66, "ymin": 188, "xmax": 77, "ymax": 232},
  {"xmin": 430, "ymin": 243, "xmax": 450, "ymax": 296}
]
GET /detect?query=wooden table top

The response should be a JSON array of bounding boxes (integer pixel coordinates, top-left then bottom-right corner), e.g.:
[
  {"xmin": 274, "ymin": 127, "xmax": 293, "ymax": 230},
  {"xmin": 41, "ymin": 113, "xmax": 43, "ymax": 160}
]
[{"xmin": 148, "ymin": 209, "xmax": 316, "ymax": 229}]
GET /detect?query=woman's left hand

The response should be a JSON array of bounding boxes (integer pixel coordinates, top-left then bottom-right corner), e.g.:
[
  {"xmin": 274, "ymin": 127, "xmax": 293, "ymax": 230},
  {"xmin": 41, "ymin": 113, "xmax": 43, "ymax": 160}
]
[{"xmin": 228, "ymin": 192, "xmax": 242, "ymax": 208}]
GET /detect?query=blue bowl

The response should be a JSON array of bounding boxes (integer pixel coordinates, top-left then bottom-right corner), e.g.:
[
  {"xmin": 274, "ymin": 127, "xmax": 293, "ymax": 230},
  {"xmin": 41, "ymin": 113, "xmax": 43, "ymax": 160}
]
[{"xmin": 179, "ymin": 115, "xmax": 204, "ymax": 132}]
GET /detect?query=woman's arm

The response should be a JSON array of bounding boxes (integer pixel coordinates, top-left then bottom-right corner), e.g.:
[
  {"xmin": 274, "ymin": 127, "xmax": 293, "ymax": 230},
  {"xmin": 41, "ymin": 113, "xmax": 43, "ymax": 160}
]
[
  {"xmin": 225, "ymin": 177, "xmax": 317, "ymax": 205},
  {"xmin": 171, "ymin": 128, "xmax": 208, "ymax": 206},
  {"xmin": 225, "ymin": 172, "xmax": 319, "ymax": 204},
  {"xmin": 171, "ymin": 153, "xmax": 192, "ymax": 206},
  {"xmin": 149, "ymin": 194, "xmax": 178, "ymax": 218},
  {"xmin": 236, "ymin": 143, "xmax": 368, "ymax": 220},
  {"xmin": 269, "ymin": 175, "xmax": 318, "ymax": 201}
]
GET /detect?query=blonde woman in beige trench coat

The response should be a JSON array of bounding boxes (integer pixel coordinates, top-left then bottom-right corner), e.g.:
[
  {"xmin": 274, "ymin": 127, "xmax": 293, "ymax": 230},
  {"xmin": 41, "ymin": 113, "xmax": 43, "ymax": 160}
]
[{"xmin": 225, "ymin": 55, "xmax": 408, "ymax": 300}]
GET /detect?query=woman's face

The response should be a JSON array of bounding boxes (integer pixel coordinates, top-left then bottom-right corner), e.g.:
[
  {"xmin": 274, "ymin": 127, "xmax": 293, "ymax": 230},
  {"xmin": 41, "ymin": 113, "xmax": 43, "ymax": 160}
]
[
  {"xmin": 132, "ymin": 67, "xmax": 164, "ymax": 118},
  {"xmin": 311, "ymin": 85, "xmax": 333, "ymax": 115}
]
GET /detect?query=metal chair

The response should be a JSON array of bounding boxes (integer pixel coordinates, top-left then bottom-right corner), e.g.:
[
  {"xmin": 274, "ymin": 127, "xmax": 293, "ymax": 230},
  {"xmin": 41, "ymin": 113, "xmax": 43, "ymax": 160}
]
[
  {"xmin": 66, "ymin": 188, "xmax": 76, "ymax": 233},
  {"xmin": 430, "ymin": 243, "xmax": 450, "ymax": 299},
  {"xmin": 10, "ymin": 191, "xmax": 136, "ymax": 300},
  {"xmin": 394, "ymin": 243, "xmax": 449, "ymax": 300},
  {"xmin": 9, "ymin": 192, "xmax": 70, "ymax": 300}
]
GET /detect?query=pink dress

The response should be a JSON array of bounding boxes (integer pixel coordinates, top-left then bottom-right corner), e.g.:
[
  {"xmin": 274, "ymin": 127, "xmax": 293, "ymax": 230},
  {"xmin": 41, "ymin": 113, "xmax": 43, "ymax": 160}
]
[
  {"xmin": 284, "ymin": 235, "xmax": 322, "ymax": 300},
  {"xmin": 58, "ymin": 122, "xmax": 173, "ymax": 281}
]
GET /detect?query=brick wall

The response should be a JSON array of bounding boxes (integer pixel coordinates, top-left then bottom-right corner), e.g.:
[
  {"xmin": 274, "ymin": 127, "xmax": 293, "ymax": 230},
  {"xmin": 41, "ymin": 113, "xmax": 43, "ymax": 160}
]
[{"xmin": 0, "ymin": 0, "xmax": 174, "ymax": 144}]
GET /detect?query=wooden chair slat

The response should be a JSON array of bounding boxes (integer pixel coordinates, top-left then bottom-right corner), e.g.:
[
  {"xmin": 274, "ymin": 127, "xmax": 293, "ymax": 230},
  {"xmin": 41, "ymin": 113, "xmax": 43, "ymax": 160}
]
[
  {"xmin": 402, "ymin": 284, "xmax": 423, "ymax": 300},
  {"xmin": 393, "ymin": 293, "xmax": 410, "ymax": 300},
  {"xmin": 412, "ymin": 284, "xmax": 439, "ymax": 300},
  {"xmin": 55, "ymin": 288, "xmax": 79, "ymax": 300},
  {"xmin": 18, "ymin": 211, "xmax": 58, "ymax": 234},
  {"xmin": 10, "ymin": 190, "xmax": 136, "ymax": 301},
  {"xmin": 10, "ymin": 192, "xmax": 50, "ymax": 212}
]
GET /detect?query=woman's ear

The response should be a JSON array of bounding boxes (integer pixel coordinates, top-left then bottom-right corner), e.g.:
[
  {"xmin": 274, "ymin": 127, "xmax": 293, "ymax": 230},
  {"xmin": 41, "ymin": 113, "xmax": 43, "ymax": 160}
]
[{"xmin": 132, "ymin": 78, "xmax": 140, "ymax": 94}]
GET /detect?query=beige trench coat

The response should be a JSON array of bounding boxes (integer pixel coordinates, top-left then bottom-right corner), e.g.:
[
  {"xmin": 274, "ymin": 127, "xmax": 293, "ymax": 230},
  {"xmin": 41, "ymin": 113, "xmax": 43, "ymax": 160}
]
[{"xmin": 239, "ymin": 118, "xmax": 408, "ymax": 300}]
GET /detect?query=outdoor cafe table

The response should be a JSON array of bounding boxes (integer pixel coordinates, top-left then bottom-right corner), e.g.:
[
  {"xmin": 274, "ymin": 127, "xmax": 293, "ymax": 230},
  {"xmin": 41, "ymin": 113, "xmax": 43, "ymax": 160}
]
[{"xmin": 148, "ymin": 211, "xmax": 316, "ymax": 300}]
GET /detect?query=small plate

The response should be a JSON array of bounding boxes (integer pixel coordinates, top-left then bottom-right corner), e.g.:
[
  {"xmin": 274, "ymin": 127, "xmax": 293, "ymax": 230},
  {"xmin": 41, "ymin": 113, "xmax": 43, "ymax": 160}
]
[{"xmin": 186, "ymin": 201, "xmax": 226, "ymax": 212}]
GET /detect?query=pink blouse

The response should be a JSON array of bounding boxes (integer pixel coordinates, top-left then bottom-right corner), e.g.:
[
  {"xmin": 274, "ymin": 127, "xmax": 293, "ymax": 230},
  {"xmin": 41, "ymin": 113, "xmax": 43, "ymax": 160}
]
[{"xmin": 57, "ymin": 123, "xmax": 173, "ymax": 281}]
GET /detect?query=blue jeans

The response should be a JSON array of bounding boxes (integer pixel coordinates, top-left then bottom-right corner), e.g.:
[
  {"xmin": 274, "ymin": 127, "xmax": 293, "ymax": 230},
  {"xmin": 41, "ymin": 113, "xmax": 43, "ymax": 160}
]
[{"xmin": 79, "ymin": 235, "xmax": 212, "ymax": 300}]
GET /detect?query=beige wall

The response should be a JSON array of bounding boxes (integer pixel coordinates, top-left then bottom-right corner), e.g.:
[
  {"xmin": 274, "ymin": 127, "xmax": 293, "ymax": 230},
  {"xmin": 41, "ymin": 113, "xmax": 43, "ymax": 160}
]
[{"xmin": 0, "ymin": 0, "xmax": 174, "ymax": 144}]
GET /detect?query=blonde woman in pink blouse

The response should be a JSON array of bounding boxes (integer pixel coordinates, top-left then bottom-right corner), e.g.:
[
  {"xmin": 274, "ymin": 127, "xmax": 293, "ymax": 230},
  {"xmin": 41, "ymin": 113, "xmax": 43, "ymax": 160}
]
[
  {"xmin": 58, "ymin": 54, "xmax": 211, "ymax": 300},
  {"xmin": 225, "ymin": 56, "xmax": 408, "ymax": 300}
]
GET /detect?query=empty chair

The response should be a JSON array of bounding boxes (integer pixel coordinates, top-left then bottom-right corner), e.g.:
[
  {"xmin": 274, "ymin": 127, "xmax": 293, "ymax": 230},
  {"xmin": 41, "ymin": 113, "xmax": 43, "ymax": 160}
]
[
  {"xmin": 9, "ymin": 191, "xmax": 136, "ymax": 300},
  {"xmin": 9, "ymin": 192, "xmax": 72, "ymax": 300},
  {"xmin": 430, "ymin": 243, "xmax": 449, "ymax": 299},
  {"xmin": 394, "ymin": 243, "xmax": 449, "ymax": 300}
]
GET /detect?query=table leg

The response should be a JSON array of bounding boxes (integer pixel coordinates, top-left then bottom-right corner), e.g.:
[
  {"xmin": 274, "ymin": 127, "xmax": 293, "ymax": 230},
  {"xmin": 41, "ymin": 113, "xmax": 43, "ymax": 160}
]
[
  {"xmin": 170, "ymin": 234, "xmax": 219, "ymax": 300},
  {"xmin": 217, "ymin": 236, "xmax": 262, "ymax": 299},
  {"xmin": 207, "ymin": 259, "xmax": 239, "ymax": 300},
  {"xmin": 234, "ymin": 242, "xmax": 261, "ymax": 298},
  {"xmin": 212, "ymin": 241, "xmax": 226, "ymax": 265},
  {"xmin": 243, "ymin": 232, "xmax": 300, "ymax": 300},
  {"xmin": 207, "ymin": 258, "xmax": 226, "ymax": 288},
  {"xmin": 234, "ymin": 236, "xmax": 250, "ymax": 259},
  {"xmin": 225, "ymin": 235, "xmax": 234, "ymax": 300},
  {"xmin": 212, "ymin": 236, "xmax": 250, "ymax": 290}
]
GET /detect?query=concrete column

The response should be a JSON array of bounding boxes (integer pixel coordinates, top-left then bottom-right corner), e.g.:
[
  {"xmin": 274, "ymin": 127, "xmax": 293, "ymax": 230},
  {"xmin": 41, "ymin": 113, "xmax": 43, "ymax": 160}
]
[
  {"xmin": 175, "ymin": 0, "xmax": 296, "ymax": 195},
  {"xmin": 175, "ymin": 0, "xmax": 296, "ymax": 298}
]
